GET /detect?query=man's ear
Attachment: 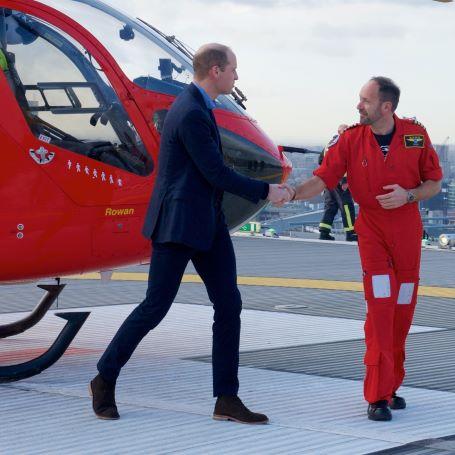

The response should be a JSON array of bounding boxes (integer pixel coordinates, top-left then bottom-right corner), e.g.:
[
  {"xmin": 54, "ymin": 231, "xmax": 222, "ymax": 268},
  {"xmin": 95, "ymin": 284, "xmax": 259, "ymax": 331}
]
[
  {"xmin": 208, "ymin": 65, "xmax": 219, "ymax": 80},
  {"xmin": 382, "ymin": 101, "xmax": 393, "ymax": 114},
  {"xmin": 213, "ymin": 66, "xmax": 220, "ymax": 77}
]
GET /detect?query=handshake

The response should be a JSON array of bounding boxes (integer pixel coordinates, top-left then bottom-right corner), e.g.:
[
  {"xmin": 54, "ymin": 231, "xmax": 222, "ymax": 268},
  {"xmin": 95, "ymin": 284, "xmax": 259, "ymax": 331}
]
[{"xmin": 267, "ymin": 184, "xmax": 296, "ymax": 207}]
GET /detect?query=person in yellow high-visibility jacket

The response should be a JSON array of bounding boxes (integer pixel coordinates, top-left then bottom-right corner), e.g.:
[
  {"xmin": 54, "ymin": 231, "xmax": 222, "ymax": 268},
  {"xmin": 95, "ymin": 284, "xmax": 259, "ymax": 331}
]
[
  {"xmin": 318, "ymin": 133, "xmax": 357, "ymax": 242},
  {"xmin": 0, "ymin": 48, "xmax": 9, "ymax": 71}
]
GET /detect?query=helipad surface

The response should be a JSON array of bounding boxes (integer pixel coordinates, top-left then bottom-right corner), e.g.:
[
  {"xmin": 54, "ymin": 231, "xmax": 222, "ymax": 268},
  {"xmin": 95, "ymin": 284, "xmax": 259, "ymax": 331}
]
[{"xmin": 1, "ymin": 236, "xmax": 454, "ymax": 454}]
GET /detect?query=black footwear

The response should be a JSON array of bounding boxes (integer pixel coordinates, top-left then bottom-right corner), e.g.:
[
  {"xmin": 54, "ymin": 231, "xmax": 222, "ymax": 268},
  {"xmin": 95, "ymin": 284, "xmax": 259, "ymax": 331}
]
[
  {"xmin": 390, "ymin": 393, "xmax": 406, "ymax": 410},
  {"xmin": 89, "ymin": 374, "xmax": 120, "ymax": 420},
  {"xmin": 213, "ymin": 396, "xmax": 269, "ymax": 424},
  {"xmin": 367, "ymin": 400, "xmax": 392, "ymax": 421},
  {"xmin": 346, "ymin": 232, "xmax": 358, "ymax": 242},
  {"xmin": 319, "ymin": 232, "xmax": 335, "ymax": 241}
]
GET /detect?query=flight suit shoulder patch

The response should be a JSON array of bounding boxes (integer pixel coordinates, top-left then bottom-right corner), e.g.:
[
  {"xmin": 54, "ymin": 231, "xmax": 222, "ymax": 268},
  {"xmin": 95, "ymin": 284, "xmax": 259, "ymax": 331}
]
[
  {"xmin": 403, "ymin": 117, "xmax": 427, "ymax": 130},
  {"xmin": 404, "ymin": 134, "xmax": 425, "ymax": 148},
  {"xmin": 326, "ymin": 134, "xmax": 339, "ymax": 149}
]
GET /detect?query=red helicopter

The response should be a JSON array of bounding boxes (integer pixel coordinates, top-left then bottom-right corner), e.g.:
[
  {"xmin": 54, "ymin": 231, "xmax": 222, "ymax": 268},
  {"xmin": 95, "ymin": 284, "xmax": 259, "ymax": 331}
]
[{"xmin": 0, "ymin": 0, "xmax": 291, "ymax": 381}]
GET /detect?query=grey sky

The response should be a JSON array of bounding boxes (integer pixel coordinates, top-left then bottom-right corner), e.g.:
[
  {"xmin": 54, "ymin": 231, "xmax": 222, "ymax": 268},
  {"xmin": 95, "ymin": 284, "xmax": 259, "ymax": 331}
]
[{"xmin": 107, "ymin": 0, "xmax": 455, "ymax": 146}]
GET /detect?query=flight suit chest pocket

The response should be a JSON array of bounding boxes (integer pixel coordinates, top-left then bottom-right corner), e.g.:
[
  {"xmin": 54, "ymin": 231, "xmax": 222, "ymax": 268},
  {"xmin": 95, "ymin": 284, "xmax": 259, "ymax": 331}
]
[
  {"xmin": 401, "ymin": 140, "xmax": 422, "ymax": 170},
  {"xmin": 348, "ymin": 158, "xmax": 372, "ymax": 197}
]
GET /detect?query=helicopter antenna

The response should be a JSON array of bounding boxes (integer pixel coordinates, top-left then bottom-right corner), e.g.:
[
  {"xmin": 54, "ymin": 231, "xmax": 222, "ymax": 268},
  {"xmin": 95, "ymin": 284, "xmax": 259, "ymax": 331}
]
[
  {"xmin": 165, "ymin": 34, "xmax": 196, "ymax": 61},
  {"xmin": 231, "ymin": 87, "xmax": 247, "ymax": 110},
  {"xmin": 137, "ymin": 18, "xmax": 194, "ymax": 60}
]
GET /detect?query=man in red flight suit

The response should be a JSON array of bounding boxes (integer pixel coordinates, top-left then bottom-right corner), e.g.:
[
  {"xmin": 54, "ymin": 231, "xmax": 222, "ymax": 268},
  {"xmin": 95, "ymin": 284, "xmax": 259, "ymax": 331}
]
[{"xmin": 287, "ymin": 76, "xmax": 442, "ymax": 421}]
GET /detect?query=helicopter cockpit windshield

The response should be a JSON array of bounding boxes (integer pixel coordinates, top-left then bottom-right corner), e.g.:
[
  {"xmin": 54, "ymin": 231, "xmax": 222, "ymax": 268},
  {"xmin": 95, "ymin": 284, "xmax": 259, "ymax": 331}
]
[
  {"xmin": 38, "ymin": 0, "xmax": 247, "ymax": 115},
  {"xmin": 0, "ymin": 7, "xmax": 154, "ymax": 176}
]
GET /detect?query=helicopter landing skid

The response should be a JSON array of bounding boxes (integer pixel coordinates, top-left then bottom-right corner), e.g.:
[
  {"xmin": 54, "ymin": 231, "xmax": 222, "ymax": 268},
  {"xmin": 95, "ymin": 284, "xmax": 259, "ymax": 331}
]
[
  {"xmin": 0, "ymin": 311, "xmax": 90, "ymax": 383},
  {"xmin": 0, "ymin": 284, "xmax": 66, "ymax": 339},
  {"xmin": 0, "ymin": 284, "xmax": 90, "ymax": 383}
]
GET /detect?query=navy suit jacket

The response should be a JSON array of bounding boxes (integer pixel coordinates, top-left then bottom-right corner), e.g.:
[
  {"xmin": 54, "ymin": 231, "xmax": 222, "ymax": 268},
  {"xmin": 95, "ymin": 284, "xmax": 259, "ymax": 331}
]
[{"xmin": 142, "ymin": 83, "xmax": 269, "ymax": 251}]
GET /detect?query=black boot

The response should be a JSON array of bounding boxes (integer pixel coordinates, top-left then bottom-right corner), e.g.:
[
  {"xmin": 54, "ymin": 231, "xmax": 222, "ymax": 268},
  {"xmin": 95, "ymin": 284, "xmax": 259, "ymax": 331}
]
[
  {"xmin": 390, "ymin": 393, "xmax": 406, "ymax": 410},
  {"xmin": 346, "ymin": 232, "xmax": 358, "ymax": 242},
  {"xmin": 367, "ymin": 400, "xmax": 392, "ymax": 421},
  {"xmin": 213, "ymin": 396, "xmax": 269, "ymax": 424},
  {"xmin": 89, "ymin": 374, "xmax": 120, "ymax": 420},
  {"xmin": 319, "ymin": 231, "xmax": 335, "ymax": 241}
]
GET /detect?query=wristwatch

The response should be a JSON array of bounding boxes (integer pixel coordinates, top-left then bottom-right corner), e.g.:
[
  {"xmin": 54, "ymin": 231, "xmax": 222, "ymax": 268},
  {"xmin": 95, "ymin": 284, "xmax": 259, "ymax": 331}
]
[
  {"xmin": 406, "ymin": 190, "xmax": 416, "ymax": 203},
  {"xmin": 290, "ymin": 187, "xmax": 297, "ymax": 201}
]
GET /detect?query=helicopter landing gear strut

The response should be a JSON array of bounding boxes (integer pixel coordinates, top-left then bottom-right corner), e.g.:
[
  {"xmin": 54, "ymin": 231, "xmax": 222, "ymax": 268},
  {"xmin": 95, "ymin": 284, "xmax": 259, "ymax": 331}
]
[
  {"xmin": 0, "ymin": 284, "xmax": 90, "ymax": 383},
  {"xmin": 0, "ymin": 284, "xmax": 65, "ymax": 338}
]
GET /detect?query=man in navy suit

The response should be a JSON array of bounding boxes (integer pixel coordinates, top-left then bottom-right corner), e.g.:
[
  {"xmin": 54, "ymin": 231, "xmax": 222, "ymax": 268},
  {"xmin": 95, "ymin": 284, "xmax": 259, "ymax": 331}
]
[{"xmin": 90, "ymin": 43, "xmax": 291, "ymax": 423}]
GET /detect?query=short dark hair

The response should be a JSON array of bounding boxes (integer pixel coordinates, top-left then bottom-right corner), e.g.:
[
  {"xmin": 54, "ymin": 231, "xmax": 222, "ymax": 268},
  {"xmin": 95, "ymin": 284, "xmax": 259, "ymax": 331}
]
[
  {"xmin": 370, "ymin": 76, "xmax": 400, "ymax": 111},
  {"xmin": 193, "ymin": 43, "xmax": 230, "ymax": 79}
]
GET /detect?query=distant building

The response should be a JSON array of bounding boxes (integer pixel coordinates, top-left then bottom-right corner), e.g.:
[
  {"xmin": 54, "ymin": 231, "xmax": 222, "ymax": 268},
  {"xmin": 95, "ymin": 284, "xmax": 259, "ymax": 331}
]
[
  {"xmin": 448, "ymin": 180, "xmax": 455, "ymax": 209},
  {"xmin": 435, "ymin": 142, "xmax": 452, "ymax": 180}
]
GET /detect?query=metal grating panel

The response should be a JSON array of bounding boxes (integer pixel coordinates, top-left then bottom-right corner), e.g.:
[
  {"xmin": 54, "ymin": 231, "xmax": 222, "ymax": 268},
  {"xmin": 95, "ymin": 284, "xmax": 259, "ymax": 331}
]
[
  {"xmin": 371, "ymin": 447, "xmax": 446, "ymax": 455},
  {"xmin": 369, "ymin": 435, "xmax": 455, "ymax": 454},
  {"xmin": 193, "ymin": 329, "xmax": 455, "ymax": 393}
]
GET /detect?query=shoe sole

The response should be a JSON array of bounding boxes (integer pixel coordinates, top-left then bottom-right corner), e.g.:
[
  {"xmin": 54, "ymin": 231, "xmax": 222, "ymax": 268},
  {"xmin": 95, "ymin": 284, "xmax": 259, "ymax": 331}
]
[
  {"xmin": 389, "ymin": 405, "xmax": 406, "ymax": 410},
  {"xmin": 368, "ymin": 415, "xmax": 392, "ymax": 421},
  {"xmin": 213, "ymin": 414, "xmax": 269, "ymax": 425},
  {"xmin": 88, "ymin": 383, "xmax": 120, "ymax": 420},
  {"xmin": 368, "ymin": 417, "xmax": 392, "ymax": 422}
]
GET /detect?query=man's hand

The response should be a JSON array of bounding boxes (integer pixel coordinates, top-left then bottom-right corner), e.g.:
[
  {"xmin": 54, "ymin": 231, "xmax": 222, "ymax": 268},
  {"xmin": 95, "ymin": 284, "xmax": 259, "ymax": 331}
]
[
  {"xmin": 338, "ymin": 124, "xmax": 349, "ymax": 135},
  {"xmin": 376, "ymin": 184, "xmax": 408, "ymax": 209},
  {"xmin": 277, "ymin": 183, "xmax": 296, "ymax": 206},
  {"xmin": 267, "ymin": 184, "xmax": 294, "ymax": 206}
]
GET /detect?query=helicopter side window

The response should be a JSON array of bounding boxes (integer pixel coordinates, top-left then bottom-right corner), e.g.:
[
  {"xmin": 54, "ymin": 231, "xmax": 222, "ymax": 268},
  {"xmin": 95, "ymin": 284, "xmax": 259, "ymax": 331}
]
[
  {"xmin": 37, "ymin": 0, "xmax": 247, "ymax": 115},
  {"xmin": 0, "ymin": 9, "xmax": 153, "ymax": 176},
  {"xmin": 37, "ymin": 0, "xmax": 194, "ymax": 97}
]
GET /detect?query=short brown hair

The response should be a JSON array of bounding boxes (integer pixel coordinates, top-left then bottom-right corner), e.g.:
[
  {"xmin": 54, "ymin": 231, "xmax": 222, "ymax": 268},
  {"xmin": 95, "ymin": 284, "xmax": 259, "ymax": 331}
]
[
  {"xmin": 370, "ymin": 76, "xmax": 401, "ymax": 112},
  {"xmin": 193, "ymin": 43, "xmax": 231, "ymax": 79}
]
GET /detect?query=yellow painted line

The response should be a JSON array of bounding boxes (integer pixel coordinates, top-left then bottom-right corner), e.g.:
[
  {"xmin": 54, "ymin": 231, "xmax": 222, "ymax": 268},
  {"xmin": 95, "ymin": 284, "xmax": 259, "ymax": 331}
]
[
  {"xmin": 419, "ymin": 285, "xmax": 455, "ymax": 298},
  {"xmin": 66, "ymin": 272, "xmax": 102, "ymax": 280},
  {"xmin": 64, "ymin": 272, "xmax": 455, "ymax": 299}
]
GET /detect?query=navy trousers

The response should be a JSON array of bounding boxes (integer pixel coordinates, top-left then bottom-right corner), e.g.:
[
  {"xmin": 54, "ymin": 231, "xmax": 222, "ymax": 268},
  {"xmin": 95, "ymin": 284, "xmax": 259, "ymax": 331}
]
[{"xmin": 97, "ymin": 219, "xmax": 242, "ymax": 397}]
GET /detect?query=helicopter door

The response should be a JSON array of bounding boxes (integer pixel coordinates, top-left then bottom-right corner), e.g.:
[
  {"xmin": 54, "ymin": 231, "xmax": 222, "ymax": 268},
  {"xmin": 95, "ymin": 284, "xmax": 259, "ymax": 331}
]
[{"xmin": 0, "ymin": 8, "xmax": 154, "ymax": 207}]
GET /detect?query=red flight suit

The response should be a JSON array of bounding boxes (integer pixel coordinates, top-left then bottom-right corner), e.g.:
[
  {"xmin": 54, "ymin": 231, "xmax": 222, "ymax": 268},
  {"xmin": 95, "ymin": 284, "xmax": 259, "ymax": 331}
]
[{"xmin": 314, "ymin": 115, "xmax": 442, "ymax": 403}]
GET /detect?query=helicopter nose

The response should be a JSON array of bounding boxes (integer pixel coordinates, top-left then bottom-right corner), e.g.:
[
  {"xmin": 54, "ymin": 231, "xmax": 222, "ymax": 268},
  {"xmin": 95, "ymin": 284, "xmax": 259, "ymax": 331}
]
[
  {"xmin": 219, "ymin": 128, "xmax": 284, "ymax": 230},
  {"xmin": 152, "ymin": 108, "xmax": 285, "ymax": 231},
  {"xmin": 220, "ymin": 127, "xmax": 283, "ymax": 184}
]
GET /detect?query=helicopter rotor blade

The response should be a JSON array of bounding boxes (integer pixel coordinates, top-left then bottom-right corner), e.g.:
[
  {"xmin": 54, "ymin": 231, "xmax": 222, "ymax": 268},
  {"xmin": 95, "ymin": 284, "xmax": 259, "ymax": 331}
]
[{"xmin": 279, "ymin": 145, "xmax": 321, "ymax": 155}]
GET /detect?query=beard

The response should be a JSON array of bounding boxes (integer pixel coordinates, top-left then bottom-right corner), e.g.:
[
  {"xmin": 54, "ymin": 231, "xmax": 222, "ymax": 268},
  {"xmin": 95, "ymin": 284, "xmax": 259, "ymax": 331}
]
[
  {"xmin": 359, "ymin": 107, "xmax": 382, "ymax": 125},
  {"xmin": 359, "ymin": 115, "xmax": 372, "ymax": 125}
]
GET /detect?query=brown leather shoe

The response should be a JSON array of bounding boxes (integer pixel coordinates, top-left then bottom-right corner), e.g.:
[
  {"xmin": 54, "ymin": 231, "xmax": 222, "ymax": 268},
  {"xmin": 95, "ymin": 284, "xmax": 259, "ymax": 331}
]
[
  {"xmin": 89, "ymin": 374, "xmax": 120, "ymax": 420},
  {"xmin": 213, "ymin": 396, "xmax": 268, "ymax": 424}
]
